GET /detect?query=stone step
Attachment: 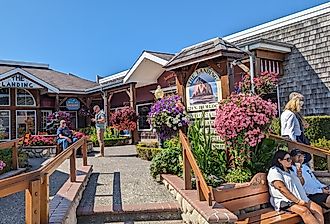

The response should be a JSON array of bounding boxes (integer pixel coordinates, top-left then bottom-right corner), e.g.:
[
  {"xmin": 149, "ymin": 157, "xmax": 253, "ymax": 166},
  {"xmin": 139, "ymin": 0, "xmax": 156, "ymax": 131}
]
[
  {"xmin": 105, "ymin": 221, "xmax": 184, "ymax": 224},
  {"xmin": 77, "ymin": 202, "xmax": 182, "ymax": 223}
]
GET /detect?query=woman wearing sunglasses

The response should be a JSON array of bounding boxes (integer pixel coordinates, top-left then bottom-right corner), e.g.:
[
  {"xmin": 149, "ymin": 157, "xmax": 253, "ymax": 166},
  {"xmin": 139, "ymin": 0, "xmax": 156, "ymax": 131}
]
[{"xmin": 267, "ymin": 150, "xmax": 324, "ymax": 224}]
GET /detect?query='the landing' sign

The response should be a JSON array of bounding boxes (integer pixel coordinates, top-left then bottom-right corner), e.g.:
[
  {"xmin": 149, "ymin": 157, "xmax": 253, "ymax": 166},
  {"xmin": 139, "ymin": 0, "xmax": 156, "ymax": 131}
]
[{"xmin": 1, "ymin": 74, "xmax": 43, "ymax": 89}]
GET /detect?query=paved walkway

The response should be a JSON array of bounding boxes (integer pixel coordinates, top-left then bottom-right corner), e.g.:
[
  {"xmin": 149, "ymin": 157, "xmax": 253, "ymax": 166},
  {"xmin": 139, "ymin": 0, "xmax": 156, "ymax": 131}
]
[{"xmin": 77, "ymin": 145, "xmax": 180, "ymax": 223}]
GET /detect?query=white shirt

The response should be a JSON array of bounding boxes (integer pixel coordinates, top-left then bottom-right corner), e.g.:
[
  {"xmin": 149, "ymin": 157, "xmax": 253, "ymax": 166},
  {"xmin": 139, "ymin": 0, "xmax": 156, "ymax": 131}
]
[
  {"xmin": 267, "ymin": 166, "xmax": 309, "ymax": 211},
  {"xmin": 280, "ymin": 110, "xmax": 301, "ymax": 141},
  {"xmin": 292, "ymin": 164, "xmax": 326, "ymax": 195}
]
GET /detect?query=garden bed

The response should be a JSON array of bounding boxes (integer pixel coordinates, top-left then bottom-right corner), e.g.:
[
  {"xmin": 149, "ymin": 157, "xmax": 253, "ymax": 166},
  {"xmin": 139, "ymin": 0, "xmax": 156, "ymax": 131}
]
[{"xmin": 92, "ymin": 137, "xmax": 130, "ymax": 147}]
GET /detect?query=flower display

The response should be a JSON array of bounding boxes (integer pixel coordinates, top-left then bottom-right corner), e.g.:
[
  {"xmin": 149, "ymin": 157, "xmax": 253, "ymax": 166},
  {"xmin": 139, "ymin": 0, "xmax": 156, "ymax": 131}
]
[
  {"xmin": 24, "ymin": 135, "xmax": 56, "ymax": 146},
  {"xmin": 215, "ymin": 93, "xmax": 277, "ymax": 168},
  {"xmin": 0, "ymin": 160, "xmax": 6, "ymax": 171},
  {"xmin": 73, "ymin": 131, "xmax": 86, "ymax": 139},
  {"xmin": 109, "ymin": 107, "xmax": 138, "ymax": 131},
  {"xmin": 235, "ymin": 71, "xmax": 279, "ymax": 95},
  {"xmin": 148, "ymin": 95, "xmax": 189, "ymax": 140}
]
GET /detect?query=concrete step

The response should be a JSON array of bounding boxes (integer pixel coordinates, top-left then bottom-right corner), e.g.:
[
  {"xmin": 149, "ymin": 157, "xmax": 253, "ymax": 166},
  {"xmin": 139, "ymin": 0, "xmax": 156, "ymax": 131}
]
[{"xmin": 77, "ymin": 202, "xmax": 182, "ymax": 224}]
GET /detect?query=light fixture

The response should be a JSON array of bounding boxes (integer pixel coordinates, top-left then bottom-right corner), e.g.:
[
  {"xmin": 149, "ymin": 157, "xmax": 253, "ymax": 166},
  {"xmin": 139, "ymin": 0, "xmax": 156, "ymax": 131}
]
[{"xmin": 154, "ymin": 85, "xmax": 164, "ymax": 100}]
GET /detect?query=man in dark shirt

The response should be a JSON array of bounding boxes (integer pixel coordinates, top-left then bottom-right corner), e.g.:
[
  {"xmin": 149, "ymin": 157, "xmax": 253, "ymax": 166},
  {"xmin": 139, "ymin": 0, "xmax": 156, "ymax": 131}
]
[{"xmin": 57, "ymin": 120, "xmax": 77, "ymax": 149}]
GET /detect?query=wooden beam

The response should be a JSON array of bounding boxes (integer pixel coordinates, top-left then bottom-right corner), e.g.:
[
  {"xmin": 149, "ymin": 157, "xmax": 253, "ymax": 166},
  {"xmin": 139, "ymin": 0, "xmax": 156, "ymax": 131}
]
[
  {"xmin": 25, "ymin": 179, "xmax": 40, "ymax": 224},
  {"xmin": 40, "ymin": 175, "xmax": 49, "ymax": 224},
  {"xmin": 59, "ymin": 97, "xmax": 68, "ymax": 107},
  {"xmin": 11, "ymin": 142, "xmax": 18, "ymax": 170},
  {"xmin": 206, "ymin": 60, "xmax": 222, "ymax": 75},
  {"xmin": 256, "ymin": 50, "xmax": 285, "ymax": 61},
  {"xmin": 70, "ymin": 149, "xmax": 76, "ymax": 182},
  {"xmin": 55, "ymin": 94, "xmax": 59, "ymax": 111}
]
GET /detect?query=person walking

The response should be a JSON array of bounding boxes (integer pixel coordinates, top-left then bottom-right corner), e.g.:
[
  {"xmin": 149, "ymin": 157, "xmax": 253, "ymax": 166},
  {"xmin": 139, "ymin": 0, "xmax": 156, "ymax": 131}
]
[{"xmin": 92, "ymin": 105, "xmax": 106, "ymax": 157}]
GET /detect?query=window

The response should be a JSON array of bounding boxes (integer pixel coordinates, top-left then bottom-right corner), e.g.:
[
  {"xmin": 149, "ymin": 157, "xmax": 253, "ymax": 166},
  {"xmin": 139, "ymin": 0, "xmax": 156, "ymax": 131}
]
[
  {"xmin": 67, "ymin": 111, "xmax": 77, "ymax": 129},
  {"xmin": 41, "ymin": 110, "xmax": 52, "ymax": 131},
  {"xmin": 136, "ymin": 103, "xmax": 152, "ymax": 131},
  {"xmin": 16, "ymin": 89, "xmax": 36, "ymax": 106},
  {"xmin": 0, "ymin": 111, "xmax": 10, "ymax": 140},
  {"xmin": 16, "ymin": 110, "xmax": 36, "ymax": 138},
  {"xmin": 260, "ymin": 59, "xmax": 280, "ymax": 74},
  {"xmin": 0, "ymin": 88, "xmax": 10, "ymax": 106}
]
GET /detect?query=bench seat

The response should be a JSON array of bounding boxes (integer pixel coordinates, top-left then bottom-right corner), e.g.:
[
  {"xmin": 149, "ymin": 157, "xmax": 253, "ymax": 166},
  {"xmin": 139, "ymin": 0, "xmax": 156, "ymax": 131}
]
[{"xmin": 236, "ymin": 208, "xmax": 301, "ymax": 224}]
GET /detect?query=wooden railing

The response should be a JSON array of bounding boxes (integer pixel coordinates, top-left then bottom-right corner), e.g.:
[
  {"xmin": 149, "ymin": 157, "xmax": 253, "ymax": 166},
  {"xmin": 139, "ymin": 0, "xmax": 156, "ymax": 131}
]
[
  {"xmin": 0, "ymin": 138, "xmax": 21, "ymax": 171},
  {"xmin": 179, "ymin": 130, "xmax": 212, "ymax": 206},
  {"xmin": 0, "ymin": 137, "xmax": 88, "ymax": 224},
  {"xmin": 269, "ymin": 134, "xmax": 330, "ymax": 171}
]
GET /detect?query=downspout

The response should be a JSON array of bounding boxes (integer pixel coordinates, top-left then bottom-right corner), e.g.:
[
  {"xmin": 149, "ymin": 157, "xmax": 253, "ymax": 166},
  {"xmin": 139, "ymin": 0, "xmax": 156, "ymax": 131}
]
[{"xmin": 245, "ymin": 46, "xmax": 255, "ymax": 94}]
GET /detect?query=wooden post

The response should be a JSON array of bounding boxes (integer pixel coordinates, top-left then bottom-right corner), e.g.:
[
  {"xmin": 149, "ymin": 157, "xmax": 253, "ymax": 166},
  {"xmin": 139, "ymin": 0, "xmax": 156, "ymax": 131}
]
[
  {"xmin": 11, "ymin": 142, "xmax": 19, "ymax": 170},
  {"xmin": 326, "ymin": 155, "xmax": 330, "ymax": 173},
  {"xmin": 82, "ymin": 138, "xmax": 88, "ymax": 166},
  {"xmin": 40, "ymin": 175, "xmax": 49, "ymax": 224},
  {"xmin": 196, "ymin": 177, "xmax": 206, "ymax": 201},
  {"xmin": 183, "ymin": 148, "xmax": 192, "ymax": 190},
  {"xmin": 70, "ymin": 149, "xmax": 76, "ymax": 182},
  {"xmin": 25, "ymin": 179, "xmax": 41, "ymax": 224}
]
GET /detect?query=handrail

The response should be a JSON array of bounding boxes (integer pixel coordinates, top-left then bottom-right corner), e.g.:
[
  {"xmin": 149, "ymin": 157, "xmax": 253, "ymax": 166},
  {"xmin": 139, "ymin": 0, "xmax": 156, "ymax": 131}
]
[
  {"xmin": 0, "ymin": 138, "xmax": 21, "ymax": 170},
  {"xmin": 269, "ymin": 134, "xmax": 330, "ymax": 170},
  {"xmin": 179, "ymin": 130, "xmax": 212, "ymax": 206},
  {"xmin": 0, "ymin": 137, "xmax": 89, "ymax": 224}
]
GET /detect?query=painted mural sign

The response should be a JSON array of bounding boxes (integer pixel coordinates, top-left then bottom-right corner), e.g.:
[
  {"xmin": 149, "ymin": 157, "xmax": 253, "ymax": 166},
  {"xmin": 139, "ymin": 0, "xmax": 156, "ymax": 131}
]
[
  {"xmin": 1, "ymin": 74, "xmax": 43, "ymax": 89},
  {"xmin": 186, "ymin": 67, "xmax": 222, "ymax": 112}
]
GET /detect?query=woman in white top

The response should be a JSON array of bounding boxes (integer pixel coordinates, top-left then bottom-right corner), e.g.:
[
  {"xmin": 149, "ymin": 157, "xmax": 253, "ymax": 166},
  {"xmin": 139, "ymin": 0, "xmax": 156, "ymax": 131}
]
[
  {"xmin": 267, "ymin": 150, "xmax": 324, "ymax": 224},
  {"xmin": 281, "ymin": 94, "xmax": 304, "ymax": 141}
]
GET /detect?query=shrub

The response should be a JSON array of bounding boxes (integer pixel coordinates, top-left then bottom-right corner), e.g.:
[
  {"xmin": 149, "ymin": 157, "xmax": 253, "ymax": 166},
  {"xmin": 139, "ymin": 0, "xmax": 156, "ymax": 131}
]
[
  {"xmin": 312, "ymin": 137, "xmax": 330, "ymax": 150},
  {"xmin": 109, "ymin": 107, "xmax": 138, "ymax": 131},
  {"xmin": 18, "ymin": 152, "xmax": 29, "ymax": 168},
  {"xmin": 73, "ymin": 131, "xmax": 86, "ymax": 140},
  {"xmin": 136, "ymin": 146, "xmax": 162, "ymax": 161},
  {"xmin": 224, "ymin": 168, "xmax": 252, "ymax": 183},
  {"xmin": 148, "ymin": 95, "xmax": 189, "ymax": 140},
  {"xmin": 0, "ymin": 149, "xmax": 12, "ymax": 175},
  {"xmin": 46, "ymin": 111, "xmax": 72, "ymax": 134},
  {"xmin": 150, "ymin": 137, "xmax": 182, "ymax": 179}
]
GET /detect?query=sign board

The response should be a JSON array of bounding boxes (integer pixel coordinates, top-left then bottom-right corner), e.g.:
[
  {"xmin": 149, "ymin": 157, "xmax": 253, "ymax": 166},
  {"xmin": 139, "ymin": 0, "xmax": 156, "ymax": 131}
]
[
  {"xmin": 1, "ymin": 74, "xmax": 43, "ymax": 89},
  {"xmin": 186, "ymin": 67, "xmax": 222, "ymax": 112},
  {"xmin": 66, "ymin": 98, "xmax": 80, "ymax": 110}
]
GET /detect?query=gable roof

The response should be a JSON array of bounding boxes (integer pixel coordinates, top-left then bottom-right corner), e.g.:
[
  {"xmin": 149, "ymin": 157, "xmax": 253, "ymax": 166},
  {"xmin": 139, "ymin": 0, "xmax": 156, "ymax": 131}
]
[
  {"xmin": 0, "ymin": 61, "xmax": 98, "ymax": 93},
  {"xmin": 145, "ymin": 51, "xmax": 174, "ymax": 61}
]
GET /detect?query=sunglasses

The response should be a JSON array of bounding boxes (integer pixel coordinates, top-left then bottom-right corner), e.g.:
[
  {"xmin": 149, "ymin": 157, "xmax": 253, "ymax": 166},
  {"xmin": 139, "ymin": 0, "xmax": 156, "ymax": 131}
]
[{"xmin": 283, "ymin": 157, "xmax": 292, "ymax": 162}]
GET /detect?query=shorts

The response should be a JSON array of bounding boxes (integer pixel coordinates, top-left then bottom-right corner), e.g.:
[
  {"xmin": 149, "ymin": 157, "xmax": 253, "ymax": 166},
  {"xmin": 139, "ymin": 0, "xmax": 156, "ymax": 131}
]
[
  {"xmin": 280, "ymin": 201, "xmax": 295, "ymax": 211},
  {"xmin": 308, "ymin": 193, "xmax": 329, "ymax": 208}
]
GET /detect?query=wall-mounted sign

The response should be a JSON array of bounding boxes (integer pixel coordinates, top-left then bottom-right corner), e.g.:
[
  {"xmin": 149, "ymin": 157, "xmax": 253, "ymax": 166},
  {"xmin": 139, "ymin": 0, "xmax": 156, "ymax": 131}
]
[
  {"xmin": 1, "ymin": 74, "xmax": 43, "ymax": 89},
  {"xmin": 66, "ymin": 98, "xmax": 80, "ymax": 111},
  {"xmin": 185, "ymin": 67, "xmax": 222, "ymax": 112}
]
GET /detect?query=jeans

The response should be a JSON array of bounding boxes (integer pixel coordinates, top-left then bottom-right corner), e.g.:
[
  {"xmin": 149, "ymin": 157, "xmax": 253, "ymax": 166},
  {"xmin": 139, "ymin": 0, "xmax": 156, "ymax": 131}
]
[{"xmin": 57, "ymin": 137, "xmax": 78, "ymax": 150}]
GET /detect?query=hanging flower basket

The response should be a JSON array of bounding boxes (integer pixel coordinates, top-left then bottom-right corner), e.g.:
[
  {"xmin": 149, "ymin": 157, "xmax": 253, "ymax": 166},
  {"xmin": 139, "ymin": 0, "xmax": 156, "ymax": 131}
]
[{"xmin": 148, "ymin": 95, "xmax": 189, "ymax": 140}]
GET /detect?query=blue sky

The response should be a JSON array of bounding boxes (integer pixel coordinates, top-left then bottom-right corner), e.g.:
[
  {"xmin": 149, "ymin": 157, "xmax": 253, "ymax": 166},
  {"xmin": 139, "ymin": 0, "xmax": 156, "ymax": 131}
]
[{"xmin": 0, "ymin": 0, "xmax": 328, "ymax": 81}]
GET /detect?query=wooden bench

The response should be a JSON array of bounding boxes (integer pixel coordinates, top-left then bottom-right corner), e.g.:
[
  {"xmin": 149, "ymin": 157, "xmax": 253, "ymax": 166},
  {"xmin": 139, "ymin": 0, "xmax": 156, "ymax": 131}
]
[{"xmin": 213, "ymin": 173, "xmax": 303, "ymax": 224}]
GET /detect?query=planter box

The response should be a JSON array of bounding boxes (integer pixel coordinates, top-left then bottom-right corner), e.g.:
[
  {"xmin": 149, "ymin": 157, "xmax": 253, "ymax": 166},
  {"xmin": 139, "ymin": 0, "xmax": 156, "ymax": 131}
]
[{"xmin": 21, "ymin": 146, "xmax": 57, "ymax": 158}]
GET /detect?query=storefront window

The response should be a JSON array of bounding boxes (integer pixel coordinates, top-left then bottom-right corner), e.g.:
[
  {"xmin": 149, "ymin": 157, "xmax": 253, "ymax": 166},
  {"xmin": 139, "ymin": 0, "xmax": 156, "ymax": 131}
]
[
  {"xmin": 136, "ymin": 103, "xmax": 152, "ymax": 131},
  {"xmin": 16, "ymin": 110, "xmax": 36, "ymax": 138},
  {"xmin": 41, "ymin": 110, "xmax": 52, "ymax": 131},
  {"xmin": 0, "ymin": 88, "xmax": 10, "ymax": 106},
  {"xmin": 16, "ymin": 89, "xmax": 35, "ymax": 106},
  {"xmin": 0, "ymin": 111, "xmax": 10, "ymax": 140}
]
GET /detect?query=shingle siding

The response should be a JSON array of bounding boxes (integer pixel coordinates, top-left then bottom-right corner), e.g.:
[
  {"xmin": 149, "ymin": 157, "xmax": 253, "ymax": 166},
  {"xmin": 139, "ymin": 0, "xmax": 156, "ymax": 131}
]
[{"xmin": 234, "ymin": 12, "xmax": 330, "ymax": 115}]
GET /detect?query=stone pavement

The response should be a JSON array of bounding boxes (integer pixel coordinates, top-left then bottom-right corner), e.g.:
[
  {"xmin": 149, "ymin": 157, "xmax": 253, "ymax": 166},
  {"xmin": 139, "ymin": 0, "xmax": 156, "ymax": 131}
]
[{"xmin": 77, "ymin": 145, "xmax": 182, "ymax": 223}]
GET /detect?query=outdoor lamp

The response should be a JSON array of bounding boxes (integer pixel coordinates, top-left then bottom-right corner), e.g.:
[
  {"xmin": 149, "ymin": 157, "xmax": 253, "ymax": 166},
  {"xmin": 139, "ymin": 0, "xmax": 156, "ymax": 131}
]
[{"xmin": 154, "ymin": 85, "xmax": 164, "ymax": 100}]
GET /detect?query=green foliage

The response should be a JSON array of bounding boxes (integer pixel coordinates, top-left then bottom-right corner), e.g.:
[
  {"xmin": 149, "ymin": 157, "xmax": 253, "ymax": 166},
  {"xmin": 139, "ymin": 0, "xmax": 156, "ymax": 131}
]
[
  {"xmin": 0, "ymin": 149, "xmax": 12, "ymax": 175},
  {"xmin": 224, "ymin": 168, "xmax": 252, "ymax": 183},
  {"xmin": 150, "ymin": 137, "xmax": 182, "ymax": 179},
  {"xmin": 92, "ymin": 137, "xmax": 129, "ymax": 147},
  {"xmin": 271, "ymin": 116, "xmax": 330, "ymax": 142},
  {"xmin": 188, "ymin": 112, "xmax": 227, "ymax": 187},
  {"xmin": 136, "ymin": 146, "xmax": 162, "ymax": 161},
  {"xmin": 137, "ymin": 142, "xmax": 158, "ymax": 148},
  {"xmin": 87, "ymin": 126, "xmax": 128, "ymax": 146},
  {"xmin": 18, "ymin": 151, "xmax": 29, "ymax": 168},
  {"xmin": 314, "ymin": 156, "xmax": 327, "ymax": 171},
  {"xmin": 312, "ymin": 137, "xmax": 330, "ymax": 150}
]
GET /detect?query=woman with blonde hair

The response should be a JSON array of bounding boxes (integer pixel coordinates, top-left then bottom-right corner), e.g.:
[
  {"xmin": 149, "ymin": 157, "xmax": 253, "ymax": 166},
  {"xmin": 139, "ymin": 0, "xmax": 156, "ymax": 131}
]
[{"xmin": 281, "ymin": 93, "xmax": 305, "ymax": 141}]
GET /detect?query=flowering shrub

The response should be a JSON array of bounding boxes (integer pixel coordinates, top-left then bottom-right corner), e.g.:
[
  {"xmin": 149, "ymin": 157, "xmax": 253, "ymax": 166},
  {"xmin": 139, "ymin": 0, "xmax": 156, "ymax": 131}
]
[
  {"xmin": 109, "ymin": 107, "xmax": 137, "ymax": 131},
  {"xmin": 148, "ymin": 95, "xmax": 189, "ymax": 140},
  {"xmin": 236, "ymin": 71, "xmax": 279, "ymax": 95},
  {"xmin": 25, "ymin": 135, "xmax": 56, "ymax": 146},
  {"xmin": 47, "ymin": 111, "xmax": 72, "ymax": 134},
  {"xmin": 0, "ymin": 160, "xmax": 6, "ymax": 171},
  {"xmin": 215, "ymin": 93, "xmax": 277, "ymax": 169},
  {"xmin": 73, "ymin": 131, "xmax": 86, "ymax": 139}
]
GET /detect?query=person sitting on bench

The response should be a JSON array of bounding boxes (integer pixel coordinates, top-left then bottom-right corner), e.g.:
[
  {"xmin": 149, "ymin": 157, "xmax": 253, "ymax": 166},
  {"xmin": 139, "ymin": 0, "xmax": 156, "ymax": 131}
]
[
  {"xmin": 57, "ymin": 120, "xmax": 77, "ymax": 150},
  {"xmin": 267, "ymin": 150, "xmax": 324, "ymax": 224},
  {"xmin": 291, "ymin": 149, "xmax": 330, "ymax": 209}
]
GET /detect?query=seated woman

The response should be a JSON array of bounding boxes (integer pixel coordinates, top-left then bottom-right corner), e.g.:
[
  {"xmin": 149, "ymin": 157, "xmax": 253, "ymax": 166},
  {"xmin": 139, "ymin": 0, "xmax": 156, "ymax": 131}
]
[
  {"xmin": 57, "ymin": 120, "xmax": 77, "ymax": 150},
  {"xmin": 267, "ymin": 150, "xmax": 324, "ymax": 224},
  {"xmin": 291, "ymin": 149, "xmax": 330, "ymax": 208}
]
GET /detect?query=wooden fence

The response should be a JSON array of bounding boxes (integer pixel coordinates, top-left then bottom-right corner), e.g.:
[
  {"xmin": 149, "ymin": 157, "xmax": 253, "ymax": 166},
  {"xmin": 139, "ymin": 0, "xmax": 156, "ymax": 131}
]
[
  {"xmin": 0, "ymin": 137, "xmax": 88, "ymax": 224},
  {"xmin": 179, "ymin": 130, "xmax": 212, "ymax": 206},
  {"xmin": 0, "ymin": 138, "xmax": 21, "ymax": 171}
]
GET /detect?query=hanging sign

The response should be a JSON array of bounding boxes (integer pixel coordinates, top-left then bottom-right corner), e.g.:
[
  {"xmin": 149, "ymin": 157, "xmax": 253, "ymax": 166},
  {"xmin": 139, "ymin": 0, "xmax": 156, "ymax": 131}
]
[
  {"xmin": 185, "ymin": 67, "xmax": 222, "ymax": 112},
  {"xmin": 66, "ymin": 98, "xmax": 80, "ymax": 110},
  {"xmin": 1, "ymin": 74, "xmax": 43, "ymax": 89}
]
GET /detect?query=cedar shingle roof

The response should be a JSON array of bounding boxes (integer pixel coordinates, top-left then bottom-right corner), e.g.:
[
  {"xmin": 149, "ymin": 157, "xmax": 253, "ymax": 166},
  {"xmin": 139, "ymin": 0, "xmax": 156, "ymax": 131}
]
[
  {"xmin": 0, "ymin": 65, "xmax": 98, "ymax": 91},
  {"xmin": 146, "ymin": 51, "xmax": 174, "ymax": 61},
  {"xmin": 164, "ymin": 37, "xmax": 245, "ymax": 70}
]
